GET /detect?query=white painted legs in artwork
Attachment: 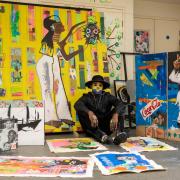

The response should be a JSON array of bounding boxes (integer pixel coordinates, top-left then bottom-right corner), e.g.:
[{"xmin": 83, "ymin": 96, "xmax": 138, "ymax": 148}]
[{"xmin": 36, "ymin": 55, "xmax": 72, "ymax": 123}]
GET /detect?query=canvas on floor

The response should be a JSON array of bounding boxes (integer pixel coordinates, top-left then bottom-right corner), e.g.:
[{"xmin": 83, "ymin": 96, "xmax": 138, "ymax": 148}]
[{"xmin": 47, "ymin": 138, "xmax": 107, "ymax": 153}]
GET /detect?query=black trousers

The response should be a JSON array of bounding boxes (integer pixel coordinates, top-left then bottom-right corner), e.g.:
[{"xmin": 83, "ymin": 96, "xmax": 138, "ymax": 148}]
[{"xmin": 77, "ymin": 109, "xmax": 124, "ymax": 142}]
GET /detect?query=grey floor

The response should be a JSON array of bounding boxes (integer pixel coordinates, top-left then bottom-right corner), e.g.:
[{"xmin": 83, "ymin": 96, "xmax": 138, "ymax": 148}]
[{"xmin": 0, "ymin": 129, "xmax": 180, "ymax": 180}]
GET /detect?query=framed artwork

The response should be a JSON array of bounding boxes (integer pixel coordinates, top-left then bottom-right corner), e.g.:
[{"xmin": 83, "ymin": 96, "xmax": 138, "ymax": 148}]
[
  {"xmin": 114, "ymin": 80, "xmax": 130, "ymax": 104},
  {"xmin": 114, "ymin": 80, "xmax": 126, "ymax": 97},
  {"xmin": 134, "ymin": 30, "xmax": 149, "ymax": 53}
]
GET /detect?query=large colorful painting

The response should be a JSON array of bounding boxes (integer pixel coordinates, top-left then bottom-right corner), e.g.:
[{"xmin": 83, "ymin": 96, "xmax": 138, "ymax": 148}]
[
  {"xmin": 91, "ymin": 151, "xmax": 165, "ymax": 175},
  {"xmin": 135, "ymin": 53, "xmax": 167, "ymax": 139},
  {"xmin": 0, "ymin": 156, "xmax": 94, "ymax": 177},
  {"xmin": 47, "ymin": 138, "xmax": 107, "ymax": 153},
  {"xmin": 136, "ymin": 52, "xmax": 180, "ymax": 141},
  {"xmin": 0, "ymin": 2, "xmax": 108, "ymax": 133}
]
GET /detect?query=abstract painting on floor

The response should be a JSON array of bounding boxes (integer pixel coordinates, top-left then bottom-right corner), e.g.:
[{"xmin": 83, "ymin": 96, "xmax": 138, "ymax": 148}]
[
  {"xmin": 0, "ymin": 156, "xmax": 94, "ymax": 177},
  {"xmin": 47, "ymin": 138, "xmax": 107, "ymax": 153},
  {"xmin": 120, "ymin": 137, "xmax": 177, "ymax": 152},
  {"xmin": 91, "ymin": 151, "xmax": 165, "ymax": 175}
]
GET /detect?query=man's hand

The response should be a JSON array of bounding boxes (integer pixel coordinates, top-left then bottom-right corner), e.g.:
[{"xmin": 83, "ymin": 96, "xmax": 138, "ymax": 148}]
[
  {"xmin": 110, "ymin": 113, "xmax": 119, "ymax": 132},
  {"xmin": 88, "ymin": 111, "xmax": 98, "ymax": 128}
]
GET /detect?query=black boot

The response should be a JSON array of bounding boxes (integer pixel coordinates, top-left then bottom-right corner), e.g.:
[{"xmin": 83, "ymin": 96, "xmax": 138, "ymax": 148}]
[
  {"xmin": 101, "ymin": 135, "xmax": 113, "ymax": 144},
  {"xmin": 113, "ymin": 131, "xmax": 128, "ymax": 145}
]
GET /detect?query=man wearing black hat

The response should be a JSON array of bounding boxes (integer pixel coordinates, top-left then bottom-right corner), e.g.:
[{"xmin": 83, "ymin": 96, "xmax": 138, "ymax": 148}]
[{"xmin": 74, "ymin": 75, "xmax": 128, "ymax": 145}]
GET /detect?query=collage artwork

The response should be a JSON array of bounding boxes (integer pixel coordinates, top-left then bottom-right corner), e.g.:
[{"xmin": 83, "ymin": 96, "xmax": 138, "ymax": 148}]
[{"xmin": 0, "ymin": 2, "xmax": 124, "ymax": 135}]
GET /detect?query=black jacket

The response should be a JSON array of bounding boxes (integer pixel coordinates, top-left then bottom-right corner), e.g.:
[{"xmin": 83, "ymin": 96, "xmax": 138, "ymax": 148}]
[{"xmin": 74, "ymin": 91, "xmax": 125, "ymax": 119}]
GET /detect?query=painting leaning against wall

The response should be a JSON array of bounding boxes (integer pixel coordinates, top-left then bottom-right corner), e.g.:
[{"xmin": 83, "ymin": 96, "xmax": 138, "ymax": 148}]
[{"xmin": 0, "ymin": 2, "xmax": 108, "ymax": 133}]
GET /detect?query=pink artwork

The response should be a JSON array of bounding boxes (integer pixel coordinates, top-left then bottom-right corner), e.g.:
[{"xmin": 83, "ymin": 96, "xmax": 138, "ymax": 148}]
[{"xmin": 0, "ymin": 156, "xmax": 94, "ymax": 177}]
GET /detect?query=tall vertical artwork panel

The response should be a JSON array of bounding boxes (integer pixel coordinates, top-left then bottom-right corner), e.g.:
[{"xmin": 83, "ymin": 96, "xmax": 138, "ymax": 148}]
[
  {"xmin": 0, "ymin": 2, "xmax": 108, "ymax": 133},
  {"xmin": 168, "ymin": 51, "xmax": 180, "ymax": 141},
  {"xmin": 135, "ymin": 53, "xmax": 167, "ymax": 139},
  {"xmin": 103, "ymin": 11, "xmax": 124, "ymax": 83}
]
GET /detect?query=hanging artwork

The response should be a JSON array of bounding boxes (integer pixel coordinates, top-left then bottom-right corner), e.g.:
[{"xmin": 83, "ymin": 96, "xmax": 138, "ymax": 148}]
[
  {"xmin": 0, "ymin": 156, "xmax": 94, "ymax": 177},
  {"xmin": 0, "ymin": 100, "xmax": 44, "ymax": 145},
  {"xmin": 134, "ymin": 30, "xmax": 149, "ymax": 53},
  {"xmin": 91, "ymin": 151, "xmax": 165, "ymax": 175},
  {"xmin": 0, "ymin": 2, "xmax": 108, "ymax": 133},
  {"xmin": 47, "ymin": 138, "xmax": 107, "ymax": 153},
  {"xmin": 121, "ymin": 137, "xmax": 177, "ymax": 152},
  {"xmin": 104, "ymin": 11, "xmax": 124, "ymax": 82}
]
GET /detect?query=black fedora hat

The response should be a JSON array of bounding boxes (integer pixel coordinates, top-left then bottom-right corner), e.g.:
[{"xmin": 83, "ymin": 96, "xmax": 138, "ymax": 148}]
[{"xmin": 85, "ymin": 75, "xmax": 110, "ymax": 89}]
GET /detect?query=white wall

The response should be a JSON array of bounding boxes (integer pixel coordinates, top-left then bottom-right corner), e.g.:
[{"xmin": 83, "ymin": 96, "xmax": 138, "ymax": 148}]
[{"xmin": 134, "ymin": 0, "xmax": 180, "ymax": 53}]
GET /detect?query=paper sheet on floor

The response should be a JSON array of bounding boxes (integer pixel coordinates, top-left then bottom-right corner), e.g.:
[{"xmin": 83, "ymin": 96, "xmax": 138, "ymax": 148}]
[
  {"xmin": 47, "ymin": 137, "xmax": 107, "ymax": 153},
  {"xmin": 120, "ymin": 136, "xmax": 177, "ymax": 152},
  {"xmin": 0, "ymin": 156, "xmax": 94, "ymax": 177},
  {"xmin": 90, "ymin": 151, "xmax": 165, "ymax": 175}
]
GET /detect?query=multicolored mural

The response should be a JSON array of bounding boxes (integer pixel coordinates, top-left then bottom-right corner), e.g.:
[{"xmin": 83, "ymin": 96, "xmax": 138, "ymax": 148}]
[{"xmin": 0, "ymin": 2, "xmax": 108, "ymax": 133}]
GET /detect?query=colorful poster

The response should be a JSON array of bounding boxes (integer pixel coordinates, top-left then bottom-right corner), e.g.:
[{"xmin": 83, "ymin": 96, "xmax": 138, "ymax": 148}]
[
  {"xmin": 0, "ymin": 100, "xmax": 44, "ymax": 145},
  {"xmin": 91, "ymin": 151, "xmax": 165, "ymax": 175},
  {"xmin": 121, "ymin": 137, "xmax": 177, "ymax": 152},
  {"xmin": 168, "ymin": 51, "xmax": 180, "ymax": 141},
  {"xmin": 0, "ymin": 156, "xmax": 94, "ymax": 177},
  {"xmin": 135, "ymin": 53, "xmax": 167, "ymax": 139},
  {"xmin": 47, "ymin": 138, "xmax": 107, "ymax": 153},
  {"xmin": 134, "ymin": 30, "xmax": 149, "ymax": 53}
]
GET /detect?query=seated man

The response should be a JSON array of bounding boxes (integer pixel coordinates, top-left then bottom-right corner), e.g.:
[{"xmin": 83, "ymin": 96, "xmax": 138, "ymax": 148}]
[{"xmin": 74, "ymin": 75, "xmax": 128, "ymax": 145}]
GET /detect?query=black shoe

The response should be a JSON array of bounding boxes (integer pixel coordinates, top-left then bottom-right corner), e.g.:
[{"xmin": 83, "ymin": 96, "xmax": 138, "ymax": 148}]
[
  {"xmin": 101, "ymin": 135, "xmax": 113, "ymax": 144},
  {"xmin": 113, "ymin": 132, "xmax": 128, "ymax": 145}
]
